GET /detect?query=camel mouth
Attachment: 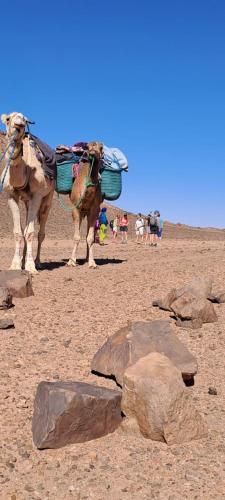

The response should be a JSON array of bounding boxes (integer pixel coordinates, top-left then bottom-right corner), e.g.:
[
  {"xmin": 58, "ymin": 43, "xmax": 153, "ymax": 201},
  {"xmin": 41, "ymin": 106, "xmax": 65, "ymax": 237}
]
[{"xmin": 14, "ymin": 125, "xmax": 25, "ymax": 131}]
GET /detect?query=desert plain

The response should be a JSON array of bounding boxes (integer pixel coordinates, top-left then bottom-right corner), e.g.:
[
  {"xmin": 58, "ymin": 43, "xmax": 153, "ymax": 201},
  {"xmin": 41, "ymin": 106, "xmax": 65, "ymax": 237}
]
[{"xmin": 0, "ymin": 194, "xmax": 225, "ymax": 499}]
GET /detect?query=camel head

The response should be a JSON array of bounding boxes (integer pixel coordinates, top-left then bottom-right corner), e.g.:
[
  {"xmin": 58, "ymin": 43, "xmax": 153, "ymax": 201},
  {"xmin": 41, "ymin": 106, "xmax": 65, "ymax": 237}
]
[
  {"xmin": 1, "ymin": 112, "xmax": 29, "ymax": 143},
  {"xmin": 87, "ymin": 141, "xmax": 103, "ymax": 161}
]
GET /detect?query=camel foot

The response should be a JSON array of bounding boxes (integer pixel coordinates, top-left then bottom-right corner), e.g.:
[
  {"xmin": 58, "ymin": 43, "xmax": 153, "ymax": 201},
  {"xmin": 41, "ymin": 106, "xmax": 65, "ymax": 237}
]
[
  {"xmin": 25, "ymin": 260, "xmax": 39, "ymax": 275},
  {"xmin": 35, "ymin": 260, "xmax": 43, "ymax": 270},
  {"xmin": 10, "ymin": 258, "xmax": 22, "ymax": 271},
  {"xmin": 67, "ymin": 258, "xmax": 78, "ymax": 267},
  {"xmin": 88, "ymin": 261, "xmax": 97, "ymax": 269}
]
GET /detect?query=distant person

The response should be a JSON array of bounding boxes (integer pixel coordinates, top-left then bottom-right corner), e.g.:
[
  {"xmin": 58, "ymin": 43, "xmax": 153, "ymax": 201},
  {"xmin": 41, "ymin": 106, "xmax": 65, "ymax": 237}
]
[
  {"xmin": 135, "ymin": 213, "xmax": 145, "ymax": 243},
  {"xmin": 119, "ymin": 213, "xmax": 129, "ymax": 243},
  {"xmin": 112, "ymin": 214, "xmax": 119, "ymax": 242},
  {"xmin": 99, "ymin": 207, "xmax": 108, "ymax": 245},
  {"xmin": 155, "ymin": 211, "xmax": 163, "ymax": 240},
  {"xmin": 149, "ymin": 211, "xmax": 159, "ymax": 246},
  {"xmin": 145, "ymin": 214, "xmax": 151, "ymax": 244}
]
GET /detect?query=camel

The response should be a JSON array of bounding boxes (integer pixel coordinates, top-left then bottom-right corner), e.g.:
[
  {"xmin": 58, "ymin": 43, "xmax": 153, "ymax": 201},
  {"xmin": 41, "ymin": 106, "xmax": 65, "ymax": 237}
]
[
  {"xmin": 0, "ymin": 112, "xmax": 55, "ymax": 274},
  {"xmin": 67, "ymin": 141, "xmax": 103, "ymax": 268}
]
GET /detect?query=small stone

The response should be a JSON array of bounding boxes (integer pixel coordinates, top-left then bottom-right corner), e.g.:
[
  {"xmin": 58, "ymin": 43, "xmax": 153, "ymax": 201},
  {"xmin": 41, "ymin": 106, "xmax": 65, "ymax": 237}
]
[
  {"xmin": 52, "ymin": 372, "xmax": 60, "ymax": 380},
  {"xmin": 24, "ymin": 484, "xmax": 34, "ymax": 492},
  {"xmin": 40, "ymin": 337, "xmax": 49, "ymax": 343},
  {"xmin": 208, "ymin": 387, "xmax": 217, "ymax": 395},
  {"xmin": 0, "ymin": 317, "xmax": 14, "ymax": 330},
  {"xmin": 68, "ymin": 485, "xmax": 75, "ymax": 492},
  {"xmin": 18, "ymin": 450, "xmax": 30, "ymax": 459},
  {"xmin": 63, "ymin": 338, "xmax": 72, "ymax": 348}
]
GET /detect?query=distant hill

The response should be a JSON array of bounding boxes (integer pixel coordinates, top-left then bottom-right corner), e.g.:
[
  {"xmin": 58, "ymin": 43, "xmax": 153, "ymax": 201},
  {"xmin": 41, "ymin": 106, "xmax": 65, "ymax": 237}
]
[{"xmin": 0, "ymin": 131, "xmax": 224, "ymax": 241}]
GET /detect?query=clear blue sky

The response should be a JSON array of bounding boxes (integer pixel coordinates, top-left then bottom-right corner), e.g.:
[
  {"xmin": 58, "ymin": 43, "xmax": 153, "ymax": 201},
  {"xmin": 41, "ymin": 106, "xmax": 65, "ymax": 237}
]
[{"xmin": 1, "ymin": 0, "xmax": 225, "ymax": 227}]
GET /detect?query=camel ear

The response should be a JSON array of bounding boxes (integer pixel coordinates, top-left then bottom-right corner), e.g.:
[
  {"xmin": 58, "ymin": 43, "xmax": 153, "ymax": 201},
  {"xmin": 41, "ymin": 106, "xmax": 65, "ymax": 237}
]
[{"xmin": 1, "ymin": 114, "xmax": 8, "ymax": 124}]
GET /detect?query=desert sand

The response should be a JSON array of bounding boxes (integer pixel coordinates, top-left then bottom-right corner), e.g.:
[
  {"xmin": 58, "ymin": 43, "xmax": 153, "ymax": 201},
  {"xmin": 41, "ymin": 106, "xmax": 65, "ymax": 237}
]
[{"xmin": 0, "ymin": 194, "xmax": 225, "ymax": 499}]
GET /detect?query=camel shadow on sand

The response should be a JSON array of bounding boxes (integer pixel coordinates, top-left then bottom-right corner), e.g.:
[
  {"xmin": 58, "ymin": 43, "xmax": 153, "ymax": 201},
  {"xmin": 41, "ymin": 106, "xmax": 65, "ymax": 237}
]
[{"xmin": 39, "ymin": 258, "xmax": 126, "ymax": 271}]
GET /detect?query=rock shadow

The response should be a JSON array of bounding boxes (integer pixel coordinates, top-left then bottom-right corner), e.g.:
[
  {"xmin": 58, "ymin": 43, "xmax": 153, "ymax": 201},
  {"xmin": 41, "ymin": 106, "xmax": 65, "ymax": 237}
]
[{"xmin": 91, "ymin": 370, "xmax": 122, "ymax": 389}]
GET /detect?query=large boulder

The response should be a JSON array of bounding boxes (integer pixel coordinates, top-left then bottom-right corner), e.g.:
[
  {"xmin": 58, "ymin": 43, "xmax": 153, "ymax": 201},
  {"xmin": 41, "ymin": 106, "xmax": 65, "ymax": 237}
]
[
  {"xmin": 121, "ymin": 352, "xmax": 207, "ymax": 444},
  {"xmin": 0, "ymin": 270, "xmax": 33, "ymax": 298},
  {"xmin": 32, "ymin": 381, "xmax": 122, "ymax": 449},
  {"xmin": 91, "ymin": 320, "xmax": 197, "ymax": 385}
]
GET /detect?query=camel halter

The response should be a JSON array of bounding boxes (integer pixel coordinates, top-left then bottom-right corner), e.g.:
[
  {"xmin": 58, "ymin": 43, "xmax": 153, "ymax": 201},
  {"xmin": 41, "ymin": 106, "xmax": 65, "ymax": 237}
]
[{"xmin": 0, "ymin": 118, "xmax": 35, "ymax": 192}]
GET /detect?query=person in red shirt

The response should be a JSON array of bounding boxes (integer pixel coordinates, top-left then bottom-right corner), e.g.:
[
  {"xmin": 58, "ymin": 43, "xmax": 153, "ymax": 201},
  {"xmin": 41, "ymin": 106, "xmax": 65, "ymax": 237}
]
[{"xmin": 119, "ymin": 213, "xmax": 129, "ymax": 243}]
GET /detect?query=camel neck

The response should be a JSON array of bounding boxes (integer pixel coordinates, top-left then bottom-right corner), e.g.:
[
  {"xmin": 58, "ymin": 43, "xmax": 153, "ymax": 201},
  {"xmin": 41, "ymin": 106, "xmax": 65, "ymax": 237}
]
[{"xmin": 6, "ymin": 145, "xmax": 27, "ymax": 189}]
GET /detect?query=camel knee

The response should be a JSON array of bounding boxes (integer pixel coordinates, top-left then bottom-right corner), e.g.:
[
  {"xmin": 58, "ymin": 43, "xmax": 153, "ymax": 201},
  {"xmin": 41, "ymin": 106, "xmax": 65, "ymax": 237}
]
[{"xmin": 24, "ymin": 230, "xmax": 34, "ymax": 243}]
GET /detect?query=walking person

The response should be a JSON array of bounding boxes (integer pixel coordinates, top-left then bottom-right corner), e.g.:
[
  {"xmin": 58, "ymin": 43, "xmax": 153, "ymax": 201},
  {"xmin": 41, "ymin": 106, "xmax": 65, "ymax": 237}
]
[
  {"xmin": 119, "ymin": 213, "xmax": 129, "ymax": 243},
  {"xmin": 149, "ymin": 211, "xmax": 159, "ymax": 246},
  {"xmin": 157, "ymin": 213, "xmax": 164, "ymax": 241},
  {"xmin": 99, "ymin": 207, "xmax": 108, "ymax": 245},
  {"xmin": 145, "ymin": 214, "xmax": 151, "ymax": 244},
  {"xmin": 112, "ymin": 214, "xmax": 119, "ymax": 242},
  {"xmin": 135, "ymin": 213, "xmax": 145, "ymax": 243}
]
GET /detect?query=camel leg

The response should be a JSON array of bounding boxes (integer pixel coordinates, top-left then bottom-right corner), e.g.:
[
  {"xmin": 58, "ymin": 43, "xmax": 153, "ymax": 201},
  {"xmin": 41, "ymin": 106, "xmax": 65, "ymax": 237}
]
[
  {"xmin": 24, "ymin": 193, "xmax": 42, "ymax": 274},
  {"xmin": 35, "ymin": 191, "xmax": 54, "ymax": 269},
  {"xmin": 67, "ymin": 208, "xmax": 82, "ymax": 267},
  {"xmin": 8, "ymin": 196, "xmax": 23, "ymax": 270},
  {"xmin": 86, "ymin": 209, "xmax": 99, "ymax": 269},
  {"xmin": 22, "ymin": 201, "xmax": 29, "ymax": 269}
]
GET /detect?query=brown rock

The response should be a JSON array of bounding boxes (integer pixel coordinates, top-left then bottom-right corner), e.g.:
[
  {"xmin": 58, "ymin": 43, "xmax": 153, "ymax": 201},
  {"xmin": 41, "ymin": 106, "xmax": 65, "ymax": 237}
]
[
  {"xmin": 154, "ymin": 277, "xmax": 213, "ymax": 315},
  {"xmin": 32, "ymin": 381, "xmax": 122, "ymax": 449},
  {"xmin": 177, "ymin": 277, "xmax": 213, "ymax": 299},
  {"xmin": 208, "ymin": 290, "xmax": 225, "ymax": 304},
  {"xmin": 176, "ymin": 318, "xmax": 203, "ymax": 329},
  {"xmin": 0, "ymin": 286, "xmax": 12, "ymax": 309},
  {"xmin": 171, "ymin": 292, "xmax": 217, "ymax": 324},
  {"xmin": 152, "ymin": 288, "xmax": 177, "ymax": 311},
  {"xmin": 0, "ymin": 271, "xmax": 33, "ymax": 298},
  {"xmin": 0, "ymin": 317, "xmax": 14, "ymax": 329},
  {"xmin": 91, "ymin": 320, "xmax": 197, "ymax": 385},
  {"xmin": 121, "ymin": 352, "xmax": 207, "ymax": 444}
]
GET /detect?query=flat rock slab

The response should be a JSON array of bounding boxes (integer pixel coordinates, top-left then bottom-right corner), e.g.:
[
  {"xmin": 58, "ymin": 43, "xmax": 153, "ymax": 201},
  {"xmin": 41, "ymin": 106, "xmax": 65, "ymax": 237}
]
[
  {"xmin": 0, "ymin": 270, "xmax": 33, "ymax": 298},
  {"xmin": 32, "ymin": 381, "xmax": 122, "ymax": 449},
  {"xmin": 91, "ymin": 320, "xmax": 197, "ymax": 385},
  {"xmin": 121, "ymin": 352, "xmax": 207, "ymax": 445}
]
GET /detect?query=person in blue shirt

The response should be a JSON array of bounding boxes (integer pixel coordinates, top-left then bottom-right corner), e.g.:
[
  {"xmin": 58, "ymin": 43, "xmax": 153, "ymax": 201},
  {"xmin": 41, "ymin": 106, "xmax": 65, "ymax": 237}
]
[{"xmin": 99, "ymin": 207, "xmax": 108, "ymax": 245}]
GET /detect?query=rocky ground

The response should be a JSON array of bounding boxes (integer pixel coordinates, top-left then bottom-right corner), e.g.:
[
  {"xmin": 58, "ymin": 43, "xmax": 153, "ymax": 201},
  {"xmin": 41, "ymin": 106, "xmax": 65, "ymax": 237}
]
[{"xmin": 1, "ymin": 207, "xmax": 225, "ymax": 499}]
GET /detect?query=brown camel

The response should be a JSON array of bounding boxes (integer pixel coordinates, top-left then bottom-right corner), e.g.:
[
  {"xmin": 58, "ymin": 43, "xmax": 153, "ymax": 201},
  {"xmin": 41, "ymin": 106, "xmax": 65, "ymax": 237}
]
[
  {"xmin": 0, "ymin": 112, "xmax": 55, "ymax": 273},
  {"xmin": 67, "ymin": 141, "xmax": 103, "ymax": 268}
]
